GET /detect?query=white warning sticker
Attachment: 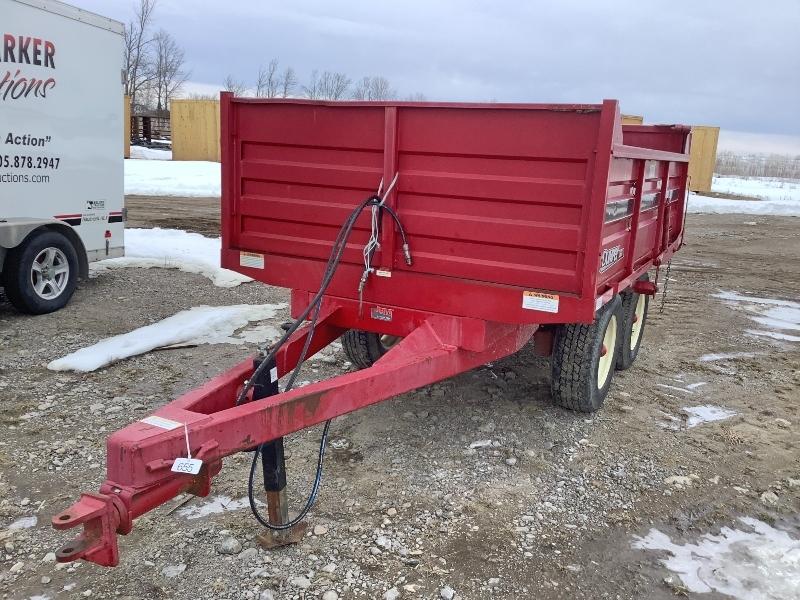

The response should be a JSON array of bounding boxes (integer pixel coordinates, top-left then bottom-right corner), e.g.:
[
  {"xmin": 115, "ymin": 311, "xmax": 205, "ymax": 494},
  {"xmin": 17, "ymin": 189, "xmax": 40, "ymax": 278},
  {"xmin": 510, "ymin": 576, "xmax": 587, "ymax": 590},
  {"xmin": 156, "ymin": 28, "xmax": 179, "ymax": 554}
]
[
  {"xmin": 141, "ymin": 415, "xmax": 182, "ymax": 430},
  {"xmin": 522, "ymin": 291, "xmax": 560, "ymax": 313},
  {"xmin": 239, "ymin": 251, "xmax": 265, "ymax": 269},
  {"xmin": 270, "ymin": 366, "xmax": 278, "ymax": 383}
]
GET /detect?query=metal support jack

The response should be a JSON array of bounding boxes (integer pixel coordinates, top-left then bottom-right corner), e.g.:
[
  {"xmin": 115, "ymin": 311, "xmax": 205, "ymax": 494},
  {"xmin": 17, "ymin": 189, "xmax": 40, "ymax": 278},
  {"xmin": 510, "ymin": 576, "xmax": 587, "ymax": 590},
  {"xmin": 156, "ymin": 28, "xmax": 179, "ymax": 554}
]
[
  {"xmin": 257, "ymin": 439, "xmax": 307, "ymax": 548},
  {"xmin": 251, "ymin": 354, "xmax": 306, "ymax": 548}
]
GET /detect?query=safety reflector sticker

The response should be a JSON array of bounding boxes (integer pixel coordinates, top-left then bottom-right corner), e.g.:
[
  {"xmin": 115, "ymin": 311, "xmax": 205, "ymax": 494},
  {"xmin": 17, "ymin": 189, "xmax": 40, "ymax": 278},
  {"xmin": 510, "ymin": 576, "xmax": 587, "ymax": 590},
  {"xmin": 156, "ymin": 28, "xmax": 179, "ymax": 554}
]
[
  {"xmin": 239, "ymin": 251, "xmax": 265, "ymax": 269},
  {"xmin": 522, "ymin": 291, "xmax": 560, "ymax": 313},
  {"xmin": 140, "ymin": 415, "xmax": 182, "ymax": 430}
]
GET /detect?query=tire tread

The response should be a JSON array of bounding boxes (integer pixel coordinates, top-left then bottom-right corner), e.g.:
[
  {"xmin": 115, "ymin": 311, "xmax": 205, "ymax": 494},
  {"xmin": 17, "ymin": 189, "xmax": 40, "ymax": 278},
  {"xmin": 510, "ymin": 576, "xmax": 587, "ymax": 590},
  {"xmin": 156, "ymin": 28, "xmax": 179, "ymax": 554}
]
[{"xmin": 341, "ymin": 330, "xmax": 385, "ymax": 369}]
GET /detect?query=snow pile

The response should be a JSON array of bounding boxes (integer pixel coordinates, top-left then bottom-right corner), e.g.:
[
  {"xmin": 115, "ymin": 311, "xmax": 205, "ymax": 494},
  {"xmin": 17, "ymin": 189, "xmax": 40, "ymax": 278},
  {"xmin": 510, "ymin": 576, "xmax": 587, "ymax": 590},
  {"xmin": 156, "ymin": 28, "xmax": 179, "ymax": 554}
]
[
  {"xmin": 93, "ymin": 228, "xmax": 251, "ymax": 287},
  {"xmin": 682, "ymin": 405, "xmax": 736, "ymax": 428},
  {"xmin": 688, "ymin": 176, "xmax": 800, "ymax": 216},
  {"xmin": 8, "ymin": 516, "xmax": 37, "ymax": 530},
  {"xmin": 633, "ymin": 517, "xmax": 800, "ymax": 599},
  {"xmin": 178, "ymin": 495, "xmax": 262, "ymax": 520},
  {"xmin": 714, "ymin": 291, "xmax": 800, "ymax": 343},
  {"xmin": 699, "ymin": 351, "xmax": 759, "ymax": 362},
  {"xmin": 48, "ymin": 303, "xmax": 286, "ymax": 372},
  {"xmin": 125, "ymin": 159, "xmax": 220, "ymax": 196},
  {"xmin": 129, "ymin": 146, "xmax": 172, "ymax": 160}
]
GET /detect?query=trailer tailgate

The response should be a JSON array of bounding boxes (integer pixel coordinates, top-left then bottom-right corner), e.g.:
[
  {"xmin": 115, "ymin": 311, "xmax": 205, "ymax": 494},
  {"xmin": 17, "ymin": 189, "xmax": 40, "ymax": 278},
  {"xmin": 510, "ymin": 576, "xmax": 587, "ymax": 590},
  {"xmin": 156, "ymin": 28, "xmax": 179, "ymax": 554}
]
[{"xmin": 223, "ymin": 99, "xmax": 606, "ymax": 296}]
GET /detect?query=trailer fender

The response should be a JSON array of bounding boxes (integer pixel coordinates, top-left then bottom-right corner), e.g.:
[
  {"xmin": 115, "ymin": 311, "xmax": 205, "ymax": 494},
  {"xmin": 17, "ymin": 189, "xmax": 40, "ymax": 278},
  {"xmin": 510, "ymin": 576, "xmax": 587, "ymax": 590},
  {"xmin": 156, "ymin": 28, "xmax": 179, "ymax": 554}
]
[{"xmin": 0, "ymin": 219, "xmax": 89, "ymax": 279}]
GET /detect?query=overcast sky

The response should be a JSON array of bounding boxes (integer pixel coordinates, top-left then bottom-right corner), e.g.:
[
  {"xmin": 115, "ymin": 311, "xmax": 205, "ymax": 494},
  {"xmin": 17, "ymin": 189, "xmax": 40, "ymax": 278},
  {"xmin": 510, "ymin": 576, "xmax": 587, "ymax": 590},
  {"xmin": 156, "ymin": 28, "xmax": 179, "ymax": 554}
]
[{"xmin": 73, "ymin": 0, "xmax": 800, "ymax": 152}]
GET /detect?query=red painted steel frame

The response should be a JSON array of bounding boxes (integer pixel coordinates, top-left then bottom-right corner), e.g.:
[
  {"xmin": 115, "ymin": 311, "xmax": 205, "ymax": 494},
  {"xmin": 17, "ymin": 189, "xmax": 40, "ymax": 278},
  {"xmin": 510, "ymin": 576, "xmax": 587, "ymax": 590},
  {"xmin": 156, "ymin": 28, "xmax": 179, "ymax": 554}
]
[{"xmin": 52, "ymin": 300, "xmax": 537, "ymax": 566}]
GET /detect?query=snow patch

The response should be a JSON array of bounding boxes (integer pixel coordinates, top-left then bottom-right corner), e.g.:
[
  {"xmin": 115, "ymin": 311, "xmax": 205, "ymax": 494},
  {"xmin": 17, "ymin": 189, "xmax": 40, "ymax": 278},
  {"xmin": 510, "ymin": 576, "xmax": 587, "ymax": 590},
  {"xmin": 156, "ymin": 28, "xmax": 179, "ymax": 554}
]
[
  {"xmin": 129, "ymin": 146, "xmax": 172, "ymax": 160},
  {"xmin": 699, "ymin": 351, "xmax": 759, "ymax": 362},
  {"xmin": 92, "ymin": 228, "xmax": 251, "ymax": 288},
  {"xmin": 125, "ymin": 159, "xmax": 220, "ymax": 196},
  {"xmin": 751, "ymin": 307, "xmax": 800, "ymax": 331},
  {"xmin": 655, "ymin": 383, "xmax": 693, "ymax": 394},
  {"xmin": 47, "ymin": 303, "xmax": 286, "ymax": 372},
  {"xmin": 714, "ymin": 291, "xmax": 800, "ymax": 344},
  {"xmin": 682, "ymin": 405, "xmax": 736, "ymax": 428},
  {"xmin": 657, "ymin": 410, "xmax": 682, "ymax": 431},
  {"xmin": 688, "ymin": 176, "xmax": 800, "ymax": 216},
  {"xmin": 178, "ymin": 495, "xmax": 261, "ymax": 519},
  {"xmin": 633, "ymin": 517, "xmax": 800, "ymax": 599},
  {"xmin": 8, "ymin": 516, "xmax": 37, "ymax": 529},
  {"xmin": 230, "ymin": 323, "xmax": 282, "ymax": 345},
  {"xmin": 746, "ymin": 329, "xmax": 800, "ymax": 342}
]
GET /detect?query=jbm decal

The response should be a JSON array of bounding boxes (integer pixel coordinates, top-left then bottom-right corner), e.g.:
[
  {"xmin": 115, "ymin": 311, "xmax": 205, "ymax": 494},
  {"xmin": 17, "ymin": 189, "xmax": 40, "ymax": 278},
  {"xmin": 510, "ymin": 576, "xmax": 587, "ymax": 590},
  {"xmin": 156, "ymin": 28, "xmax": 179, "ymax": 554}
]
[
  {"xmin": 371, "ymin": 306, "xmax": 393, "ymax": 322},
  {"xmin": 599, "ymin": 245, "xmax": 624, "ymax": 273}
]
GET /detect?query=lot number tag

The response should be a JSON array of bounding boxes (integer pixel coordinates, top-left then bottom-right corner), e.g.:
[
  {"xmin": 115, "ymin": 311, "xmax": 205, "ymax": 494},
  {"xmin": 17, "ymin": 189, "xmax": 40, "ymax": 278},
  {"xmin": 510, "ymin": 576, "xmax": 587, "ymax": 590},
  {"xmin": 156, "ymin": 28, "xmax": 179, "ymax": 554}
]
[
  {"xmin": 171, "ymin": 422, "xmax": 203, "ymax": 475},
  {"xmin": 172, "ymin": 457, "xmax": 203, "ymax": 475}
]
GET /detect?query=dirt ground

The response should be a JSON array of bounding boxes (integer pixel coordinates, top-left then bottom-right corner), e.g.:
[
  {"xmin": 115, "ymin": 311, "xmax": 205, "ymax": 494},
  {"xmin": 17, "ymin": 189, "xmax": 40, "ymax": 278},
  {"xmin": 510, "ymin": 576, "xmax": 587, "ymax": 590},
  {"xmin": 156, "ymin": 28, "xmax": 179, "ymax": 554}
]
[
  {"xmin": 1, "ymin": 197, "xmax": 798, "ymax": 600},
  {"xmin": 126, "ymin": 196, "xmax": 222, "ymax": 236}
]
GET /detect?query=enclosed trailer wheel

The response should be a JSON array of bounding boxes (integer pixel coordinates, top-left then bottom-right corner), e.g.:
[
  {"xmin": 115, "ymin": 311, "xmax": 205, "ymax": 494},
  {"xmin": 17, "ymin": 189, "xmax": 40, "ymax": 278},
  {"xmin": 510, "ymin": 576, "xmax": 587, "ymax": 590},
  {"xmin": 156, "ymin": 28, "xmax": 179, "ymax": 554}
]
[
  {"xmin": 617, "ymin": 275, "xmax": 650, "ymax": 370},
  {"xmin": 550, "ymin": 295, "xmax": 622, "ymax": 413},
  {"xmin": 341, "ymin": 330, "xmax": 401, "ymax": 369},
  {"xmin": 2, "ymin": 229, "xmax": 79, "ymax": 315}
]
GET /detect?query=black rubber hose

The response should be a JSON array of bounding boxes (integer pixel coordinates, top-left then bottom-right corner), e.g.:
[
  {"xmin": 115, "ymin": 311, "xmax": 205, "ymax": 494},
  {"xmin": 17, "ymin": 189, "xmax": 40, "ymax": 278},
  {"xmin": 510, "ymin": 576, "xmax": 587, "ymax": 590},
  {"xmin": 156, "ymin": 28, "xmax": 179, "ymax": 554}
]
[{"xmin": 244, "ymin": 194, "xmax": 386, "ymax": 530}]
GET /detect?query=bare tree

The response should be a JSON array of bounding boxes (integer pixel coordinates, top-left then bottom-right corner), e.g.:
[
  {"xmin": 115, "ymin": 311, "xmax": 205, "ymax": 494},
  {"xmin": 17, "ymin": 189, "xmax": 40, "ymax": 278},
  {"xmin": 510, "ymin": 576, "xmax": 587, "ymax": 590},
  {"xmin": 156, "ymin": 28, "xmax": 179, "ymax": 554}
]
[
  {"xmin": 716, "ymin": 150, "xmax": 800, "ymax": 179},
  {"xmin": 404, "ymin": 92, "xmax": 428, "ymax": 102},
  {"xmin": 123, "ymin": 0, "xmax": 157, "ymax": 110},
  {"xmin": 352, "ymin": 76, "xmax": 395, "ymax": 100},
  {"xmin": 152, "ymin": 29, "xmax": 189, "ymax": 111},
  {"xmin": 279, "ymin": 66, "xmax": 297, "ymax": 98},
  {"xmin": 318, "ymin": 71, "xmax": 351, "ymax": 100},
  {"xmin": 223, "ymin": 74, "xmax": 247, "ymax": 96},
  {"xmin": 256, "ymin": 58, "xmax": 280, "ymax": 98},
  {"xmin": 352, "ymin": 77, "xmax": 370, "ymax": 100},
  {"xmin": 302, "ymin": 70, "xmax": 321, "ymax": 99}
]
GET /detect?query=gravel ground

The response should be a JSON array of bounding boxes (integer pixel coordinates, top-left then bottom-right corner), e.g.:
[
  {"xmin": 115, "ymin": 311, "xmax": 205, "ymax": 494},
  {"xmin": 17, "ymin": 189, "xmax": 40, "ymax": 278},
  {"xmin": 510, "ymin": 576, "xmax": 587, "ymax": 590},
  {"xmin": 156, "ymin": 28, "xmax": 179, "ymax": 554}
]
[{"xmin": 1, "ymin": 205, "xmax": 798, "ymax": 600}]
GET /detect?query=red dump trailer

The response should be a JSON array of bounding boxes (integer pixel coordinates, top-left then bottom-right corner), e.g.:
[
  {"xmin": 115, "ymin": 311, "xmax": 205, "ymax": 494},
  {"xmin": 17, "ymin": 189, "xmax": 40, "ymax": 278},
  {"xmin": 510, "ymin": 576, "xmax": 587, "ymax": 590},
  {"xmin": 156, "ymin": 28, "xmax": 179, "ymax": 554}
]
[{"xmin": 52, "ymin": 96, "xmax": 690, "ymax": 566}]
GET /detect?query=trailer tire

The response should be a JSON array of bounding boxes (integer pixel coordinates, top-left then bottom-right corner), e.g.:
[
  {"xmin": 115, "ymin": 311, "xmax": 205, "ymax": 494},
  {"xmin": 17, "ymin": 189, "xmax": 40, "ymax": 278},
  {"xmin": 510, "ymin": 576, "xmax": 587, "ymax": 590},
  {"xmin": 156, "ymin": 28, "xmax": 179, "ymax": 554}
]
[
  {"xmin": 550, "ymin": 295, "xmax": 622, "ymax": 413},
  {"xmin": 617, "ymin": 276, "xmax": 650, "ymax": 370},
  {"xmin": 341, "ymin": 330, "xmax": 400, "ymax": 369},
  {"xmin": 2, "ymin": 229, "xmax": 79, "ymax": 315}
]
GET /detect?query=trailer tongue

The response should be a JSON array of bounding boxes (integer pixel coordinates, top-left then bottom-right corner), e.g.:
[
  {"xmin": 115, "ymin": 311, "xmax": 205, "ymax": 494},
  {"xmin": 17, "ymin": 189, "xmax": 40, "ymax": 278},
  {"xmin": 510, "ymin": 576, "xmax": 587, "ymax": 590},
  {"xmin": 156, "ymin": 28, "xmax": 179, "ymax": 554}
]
[{"xmin": 53, "ymin": 97, "xmax": 690, "ymax": 566}]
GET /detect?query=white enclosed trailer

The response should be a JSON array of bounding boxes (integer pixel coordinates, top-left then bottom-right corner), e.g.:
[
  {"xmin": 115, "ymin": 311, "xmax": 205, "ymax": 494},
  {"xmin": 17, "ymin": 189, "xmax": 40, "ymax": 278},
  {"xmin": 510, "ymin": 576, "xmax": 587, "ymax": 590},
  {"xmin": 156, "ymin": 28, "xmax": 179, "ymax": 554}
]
[{"xmin": 0, "ymin": 0, "xmax": 124, "ymax": 314}]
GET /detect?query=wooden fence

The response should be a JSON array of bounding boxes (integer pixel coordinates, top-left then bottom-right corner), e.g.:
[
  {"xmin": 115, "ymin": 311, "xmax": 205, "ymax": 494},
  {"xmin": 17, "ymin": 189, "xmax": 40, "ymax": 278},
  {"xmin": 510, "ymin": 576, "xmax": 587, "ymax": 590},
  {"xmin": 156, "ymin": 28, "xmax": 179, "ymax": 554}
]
[
  {"xmin": 621, "ymin": 114, "xmax": 644, "ymax": 125},
  {"xmin": 688, "ymin": 126, "xmax": 719, "ymax": 193},
  {"xmin": 171, "ymin": 99, "xmax": 220, "ymax": 162}
]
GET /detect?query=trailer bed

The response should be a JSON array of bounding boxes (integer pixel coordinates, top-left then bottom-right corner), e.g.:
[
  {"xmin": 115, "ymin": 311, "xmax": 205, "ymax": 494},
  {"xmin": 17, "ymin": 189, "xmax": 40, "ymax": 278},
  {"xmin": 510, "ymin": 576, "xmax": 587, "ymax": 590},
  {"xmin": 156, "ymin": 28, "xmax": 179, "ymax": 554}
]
[
  {"xmin": 51, "ymin": 97, "xmax": 691, "ymax": 567},
  {"xmin": 221, "ymin": 97, "xmax": 689, "ymax": 325}
]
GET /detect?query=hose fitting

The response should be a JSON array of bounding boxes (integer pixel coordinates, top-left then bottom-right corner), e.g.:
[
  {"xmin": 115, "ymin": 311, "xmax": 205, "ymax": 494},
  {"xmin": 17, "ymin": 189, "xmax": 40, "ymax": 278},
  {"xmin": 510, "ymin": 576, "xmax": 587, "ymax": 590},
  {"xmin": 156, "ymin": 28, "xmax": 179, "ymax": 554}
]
[{"xmin": 402, "ymin": 243, "xmax": 412, "ymax": 266}]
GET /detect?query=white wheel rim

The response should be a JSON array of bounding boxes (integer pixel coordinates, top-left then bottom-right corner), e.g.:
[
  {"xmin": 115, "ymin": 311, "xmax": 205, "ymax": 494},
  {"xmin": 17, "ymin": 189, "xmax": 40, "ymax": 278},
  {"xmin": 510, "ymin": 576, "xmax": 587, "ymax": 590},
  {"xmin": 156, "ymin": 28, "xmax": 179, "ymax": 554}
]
[
  {"xmin": 30, "ymin": 247, "xmax": 69, "ymax": 300},
  {"xmin": 597, "ymin": 314, "xmax": 617, "ymax": 389},
  {"xmin": 630, "ymin": 294, "xmax": 646, "ymax": 350}
]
